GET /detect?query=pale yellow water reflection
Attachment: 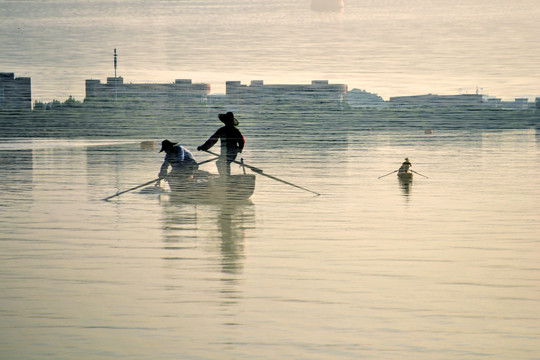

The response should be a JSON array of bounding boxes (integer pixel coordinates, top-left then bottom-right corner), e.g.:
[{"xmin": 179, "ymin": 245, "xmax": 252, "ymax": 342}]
[{"xmin": 0, "ymin": 130, "xmax": 539, "ymax": 359}]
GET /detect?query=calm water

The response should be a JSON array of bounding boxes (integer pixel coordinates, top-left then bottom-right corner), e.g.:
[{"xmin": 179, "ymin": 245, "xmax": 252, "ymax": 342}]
[{"xmin": 1, "ymin": 127, "xmax": 539, "ymax": 359}]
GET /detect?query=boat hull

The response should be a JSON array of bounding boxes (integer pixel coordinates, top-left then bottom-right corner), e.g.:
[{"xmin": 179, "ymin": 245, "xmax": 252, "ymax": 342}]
[
  {"xmin": 169, "ymin": 174, "xmax": 256, "ymax": 201},
  {"xmin": 397, "ymin": 171, "xmax": 413, "ymax": 180}
]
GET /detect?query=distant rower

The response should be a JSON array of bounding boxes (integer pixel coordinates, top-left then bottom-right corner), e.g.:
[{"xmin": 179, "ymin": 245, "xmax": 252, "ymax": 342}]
[{"xmin": 398, "ymin": 158, "xmax": 412, "ymax": 173}]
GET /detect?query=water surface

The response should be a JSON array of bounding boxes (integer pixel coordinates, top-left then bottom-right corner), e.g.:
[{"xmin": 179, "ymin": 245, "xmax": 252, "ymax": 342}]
[{"xmin": 1, "ymin": 128, "xmax": 539, "ymax": 359}]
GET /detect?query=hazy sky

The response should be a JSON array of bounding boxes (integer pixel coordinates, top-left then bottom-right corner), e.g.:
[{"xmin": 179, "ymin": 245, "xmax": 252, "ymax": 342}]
[{"xmin": 1, "ymin": 0, "xmax": 539, "ymax": 101}]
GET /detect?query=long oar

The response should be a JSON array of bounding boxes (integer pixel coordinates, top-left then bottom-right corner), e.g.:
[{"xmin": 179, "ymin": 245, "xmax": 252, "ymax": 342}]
[
  {"xmin": 197, "ymin": 156, "xmax": 219, "ymax": 166},
  {"xmin": 202, "ymin": 150, "xmax": 321, "ymax": 196},
  {"xmin": 411, "ymin": 170, "xmax": 429, "ymax": 179},
  {"xmin": 378, "ymin": 170, "xmax": 398, "ymax": 179},
  {"xmin": 102, "ymin": 156, "xmax": 217, "ymax": 201},
  {"xmin": 103, "ymin": 178, "xmax": 161, "ymax": 201}
]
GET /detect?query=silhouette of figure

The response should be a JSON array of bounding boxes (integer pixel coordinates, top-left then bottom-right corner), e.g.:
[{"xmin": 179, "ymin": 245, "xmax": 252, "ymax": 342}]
[{"xmin": 197, "ymin": 112, "xmax": 245, "ymax": 176}]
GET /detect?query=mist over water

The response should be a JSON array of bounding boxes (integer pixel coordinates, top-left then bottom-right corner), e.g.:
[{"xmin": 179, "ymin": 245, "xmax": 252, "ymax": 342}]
[{"xmin": 1, "ymin": 0, "xmax": 539, "ymax": 101}]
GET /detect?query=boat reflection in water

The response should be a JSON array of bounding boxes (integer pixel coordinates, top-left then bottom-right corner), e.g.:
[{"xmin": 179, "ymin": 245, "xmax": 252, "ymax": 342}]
[
  {"xmin": 158, "ymin": 172, "xmax": 256, "ymax": 275},
  {"xmin": 398, "ymin": 172, "xmax": 413, "ymax": 196},
  {"xmin": 160, "ymin": 196, "xmax": 255, "ymax": 278}
]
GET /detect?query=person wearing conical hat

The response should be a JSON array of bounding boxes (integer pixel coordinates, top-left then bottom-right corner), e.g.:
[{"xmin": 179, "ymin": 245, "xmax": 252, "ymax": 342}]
[
  {"xmin": 197, "ymin": 112, "xmax": 245, "ymax": 176},
  {"xmin": 158, "ymin": 139, "xmax": 198, "ymax": 189}
]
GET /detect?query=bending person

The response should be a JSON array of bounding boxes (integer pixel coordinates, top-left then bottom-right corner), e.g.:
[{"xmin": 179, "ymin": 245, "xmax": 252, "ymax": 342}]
[{"xmin": 158, "ymin": 139, "xmax": 198, "ymax": 189}]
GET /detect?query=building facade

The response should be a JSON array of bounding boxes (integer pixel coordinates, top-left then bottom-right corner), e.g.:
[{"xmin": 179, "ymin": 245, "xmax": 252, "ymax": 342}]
[
  {"xmin": 85, "ymin": 77, "xmax": 211, "ymax": 105},
  {"xmin": 389, "ymin": 94, "xmax": 484, "ymax": 108},
  {"xmin": 225, "ymin": 80, "xmax": 348, "ymax": 105},
  {"xmin": 0, "ymin": 73, "xmax": 31, "ymax": 110}
]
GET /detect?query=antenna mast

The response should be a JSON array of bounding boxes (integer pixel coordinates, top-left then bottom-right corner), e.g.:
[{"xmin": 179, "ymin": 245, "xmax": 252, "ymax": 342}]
[
  {"xmin": 114, "ymin": 49, "xmax": 118, "ymax": 101},
  {"xmin": 114, "ymin": 48, "xmax": 117, "ymax": 78}
]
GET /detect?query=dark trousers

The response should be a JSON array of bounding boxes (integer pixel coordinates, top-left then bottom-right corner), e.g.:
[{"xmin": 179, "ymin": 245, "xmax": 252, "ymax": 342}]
[{"xmin": 216, "ymin": 152, "xmax": 238, "ymax": 176}]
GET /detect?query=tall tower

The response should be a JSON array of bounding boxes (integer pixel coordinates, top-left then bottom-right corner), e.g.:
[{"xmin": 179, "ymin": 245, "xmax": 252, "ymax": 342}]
[
  {"xmin": 114, "ymin": 48, "xmax": 117, "ymax": 78},
  {"xmin": 114, "ymin": 49, "xmax": 118, "ymax": 101}
]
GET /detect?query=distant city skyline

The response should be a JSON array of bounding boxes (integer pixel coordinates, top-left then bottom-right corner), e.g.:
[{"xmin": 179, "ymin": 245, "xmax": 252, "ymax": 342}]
[
  {"xmin": 4, "ymin": 71, "xmax": 536, "ymax": 111},
  {"xmin": 7, "ymin": 68, "xmax": 539, "ymax": 104},
  {"xmin": 2, "ymin": 0, "xmax": 539, "ymax": 102}
]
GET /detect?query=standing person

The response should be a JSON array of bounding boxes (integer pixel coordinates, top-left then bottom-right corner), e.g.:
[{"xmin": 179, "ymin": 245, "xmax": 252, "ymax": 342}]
[
  {"xmin": 398, "ymin": 158, "xmax": 412, "ymax": 173},
  {"xmin": 158, "ymin": 139, "xmax": 198, "ymax": 189},
  {"xmin": 197, "ymin": 112, "xmax": 245, "ymax": 176}
]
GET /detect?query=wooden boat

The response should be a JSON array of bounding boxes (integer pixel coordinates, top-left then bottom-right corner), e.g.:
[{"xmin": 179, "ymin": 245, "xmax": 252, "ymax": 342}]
[
  {"xmin": 167, "ymin": 172, "xmax": 256, "ymax": 201},
  {"xmin": 397, "ymin": 170, "xmax": 413, "ymax": 181}
]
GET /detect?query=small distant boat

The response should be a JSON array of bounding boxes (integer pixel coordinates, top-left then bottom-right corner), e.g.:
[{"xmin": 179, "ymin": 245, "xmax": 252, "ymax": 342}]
[
  {"xmin": 167, "ymin": 172, "xmax": 256, "ymax": 201},
  {"xmin": 397, "ymin": 170, "xmax": 413, "ymax": 181}
]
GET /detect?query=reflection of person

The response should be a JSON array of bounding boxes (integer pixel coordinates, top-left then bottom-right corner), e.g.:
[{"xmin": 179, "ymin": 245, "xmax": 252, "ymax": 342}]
[
  {"xmin": 399, "ymin": 158, "xmax": 412, "ymax": 173},
  {"xmin": 158, "ymin": 139, "xmax": 198, "ymax": 188},
  {"xmin": 197, "ymin": 112, "xmax": 245, "ymax": 176}
]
